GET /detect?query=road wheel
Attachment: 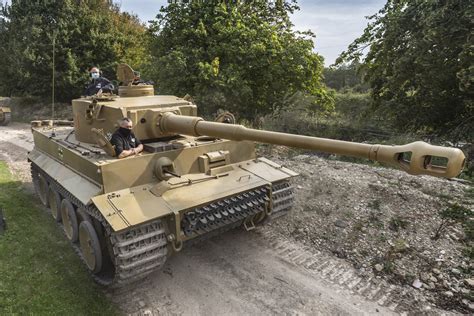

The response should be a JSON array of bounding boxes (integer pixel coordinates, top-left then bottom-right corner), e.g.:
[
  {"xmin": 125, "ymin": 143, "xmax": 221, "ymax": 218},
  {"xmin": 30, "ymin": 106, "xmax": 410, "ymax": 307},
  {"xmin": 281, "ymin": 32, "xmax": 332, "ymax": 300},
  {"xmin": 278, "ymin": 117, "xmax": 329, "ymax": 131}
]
[
  {"xmin": 61, "ymin": 199, "xmax": 78, "ymax": 242},
  {"xmin": 47, "ymin": 188, "xmax": 62, "ymax": 222},
  {"xmin": 35, "ymin": 173, "xmax": 49, "ymax": 207},
  {"xmin": 79, "ymin": 221, "xmax": 103, "ymax": 273}
]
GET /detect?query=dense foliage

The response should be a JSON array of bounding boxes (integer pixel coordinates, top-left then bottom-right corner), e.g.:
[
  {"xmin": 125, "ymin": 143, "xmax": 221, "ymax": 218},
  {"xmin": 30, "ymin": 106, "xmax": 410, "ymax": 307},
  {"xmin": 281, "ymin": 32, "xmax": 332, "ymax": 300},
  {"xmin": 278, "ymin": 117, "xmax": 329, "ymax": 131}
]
[
  {"xmin": 338, "ymin": 0, "xmax": 473, "ymax": 139},
  {"xmin": 324, "ymin": 62, "xmax": 368, "ymax": 92},
  {"xmin": 0, "ymin": 0, "xmax": 148, "ymax": 101},
  {"xmin": 147, "ymin": 1, "xmax": 333, "ymax": 122}
]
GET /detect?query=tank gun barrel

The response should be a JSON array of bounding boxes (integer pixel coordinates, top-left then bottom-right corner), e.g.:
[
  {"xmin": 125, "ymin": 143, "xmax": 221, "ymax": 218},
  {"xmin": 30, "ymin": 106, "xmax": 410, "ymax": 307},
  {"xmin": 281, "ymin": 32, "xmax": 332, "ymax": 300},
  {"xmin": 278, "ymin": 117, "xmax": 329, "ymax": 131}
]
[{"xmin": 160, "ymin": 113, "xmax": 465, "ymax": 178}]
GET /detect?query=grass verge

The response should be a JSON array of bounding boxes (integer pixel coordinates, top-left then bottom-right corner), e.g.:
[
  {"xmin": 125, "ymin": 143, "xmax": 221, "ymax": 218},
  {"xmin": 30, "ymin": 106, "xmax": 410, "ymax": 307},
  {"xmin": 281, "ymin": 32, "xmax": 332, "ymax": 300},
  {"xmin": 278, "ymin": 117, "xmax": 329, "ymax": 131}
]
[{"xmin": 0, "ymin": 162, "xmax": 118, "ymax": 315}]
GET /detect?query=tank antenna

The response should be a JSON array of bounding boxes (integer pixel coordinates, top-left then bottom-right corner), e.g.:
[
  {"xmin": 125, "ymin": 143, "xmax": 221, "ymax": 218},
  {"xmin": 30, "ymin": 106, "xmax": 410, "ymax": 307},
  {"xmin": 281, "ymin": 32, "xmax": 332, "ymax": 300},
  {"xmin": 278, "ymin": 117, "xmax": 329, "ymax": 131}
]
[{"xmin": 51, "ymin": 29, "xmax": 56, "ymax": 137}]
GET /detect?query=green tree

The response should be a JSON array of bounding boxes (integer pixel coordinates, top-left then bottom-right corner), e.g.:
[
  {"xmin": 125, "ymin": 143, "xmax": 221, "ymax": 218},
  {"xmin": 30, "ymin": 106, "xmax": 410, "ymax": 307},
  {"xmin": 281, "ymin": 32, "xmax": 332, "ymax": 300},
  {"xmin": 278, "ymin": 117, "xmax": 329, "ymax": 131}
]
[
  {"xmin": 0, "ymin": 0, "xmax": 148, "ymax": 101},
  {"xmin": 324, "ymin": 61, "xmax": 368, "ymax": 92},
  {"xmin": 338, "ymin": 0, "xmax": 473, "ymax": 139},
  {"xmin": 147, "ymin": 1, "xmax": 333, "ymax": 122}
]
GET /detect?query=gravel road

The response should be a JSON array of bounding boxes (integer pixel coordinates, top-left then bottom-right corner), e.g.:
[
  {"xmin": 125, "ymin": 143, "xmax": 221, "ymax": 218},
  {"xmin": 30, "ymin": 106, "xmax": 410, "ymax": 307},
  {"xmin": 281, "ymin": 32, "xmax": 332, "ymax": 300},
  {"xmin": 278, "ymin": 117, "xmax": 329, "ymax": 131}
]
[{"xmin": 2, "ymin": 123, "xmax": 468, "ymax": 315}]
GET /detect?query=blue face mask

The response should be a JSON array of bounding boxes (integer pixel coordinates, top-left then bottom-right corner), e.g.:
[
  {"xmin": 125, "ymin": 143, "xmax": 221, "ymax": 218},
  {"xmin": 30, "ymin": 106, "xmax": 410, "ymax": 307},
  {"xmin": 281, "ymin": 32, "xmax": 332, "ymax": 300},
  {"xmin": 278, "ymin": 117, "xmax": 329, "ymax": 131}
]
[{"xmin": 91, "ymin": 72, "xmax": 99, "ymax": 79}]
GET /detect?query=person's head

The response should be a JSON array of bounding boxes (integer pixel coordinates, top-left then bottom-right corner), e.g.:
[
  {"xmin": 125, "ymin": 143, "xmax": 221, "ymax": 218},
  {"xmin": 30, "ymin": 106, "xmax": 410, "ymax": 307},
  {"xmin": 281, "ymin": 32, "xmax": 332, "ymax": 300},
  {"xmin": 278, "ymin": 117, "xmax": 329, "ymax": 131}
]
[
  {"xmin": 119, "ymin": 117, "xmax": 133, "ymax": 129},
  {"xmin": 133, "ymin": 71, "xmax": 140, "ymax": 80},
  {"xmin": 118, "ymin": 117, "xmax": 133, "ymax": 136},
  {"xmin": 90, "ymin": 67, "xmax": 100, "ymax": 80}
]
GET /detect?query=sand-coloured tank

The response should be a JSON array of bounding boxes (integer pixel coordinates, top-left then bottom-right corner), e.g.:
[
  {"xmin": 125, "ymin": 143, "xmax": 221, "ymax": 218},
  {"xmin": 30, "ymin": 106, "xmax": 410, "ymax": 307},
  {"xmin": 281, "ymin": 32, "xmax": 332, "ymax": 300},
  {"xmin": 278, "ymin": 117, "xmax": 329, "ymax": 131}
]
[
  {"xmin": 28, "ymin": 64, "xmax": 466, "ymax": 286},
  {"xmin": 0, "ymin": 97, "xmax": 11, "ymax": 126}
]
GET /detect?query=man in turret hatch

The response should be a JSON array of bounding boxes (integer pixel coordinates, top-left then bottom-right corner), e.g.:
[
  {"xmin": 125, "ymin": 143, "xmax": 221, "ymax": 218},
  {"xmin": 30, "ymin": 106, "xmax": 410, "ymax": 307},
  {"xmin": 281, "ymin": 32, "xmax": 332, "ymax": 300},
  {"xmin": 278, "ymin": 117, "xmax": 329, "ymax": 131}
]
[
  {"xmin": 84, "ymin": 67, "xmax": 115, "ymax": 96},
  {"xmin": 132, "ymin": 71, "xmax": 154, "ymax": 86},
  {"xmin": 110, "ymin": 117, "xmax": 144, "ymax": 159}
]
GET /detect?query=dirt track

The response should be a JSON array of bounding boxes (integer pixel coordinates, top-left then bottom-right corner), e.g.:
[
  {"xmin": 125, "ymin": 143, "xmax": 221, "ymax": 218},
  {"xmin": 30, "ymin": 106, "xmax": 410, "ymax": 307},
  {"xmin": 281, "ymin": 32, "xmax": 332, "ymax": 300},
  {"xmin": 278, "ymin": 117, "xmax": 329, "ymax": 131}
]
[{"xmin": 1, "ymin": 123, "xmax": 470, "ymax": 315}]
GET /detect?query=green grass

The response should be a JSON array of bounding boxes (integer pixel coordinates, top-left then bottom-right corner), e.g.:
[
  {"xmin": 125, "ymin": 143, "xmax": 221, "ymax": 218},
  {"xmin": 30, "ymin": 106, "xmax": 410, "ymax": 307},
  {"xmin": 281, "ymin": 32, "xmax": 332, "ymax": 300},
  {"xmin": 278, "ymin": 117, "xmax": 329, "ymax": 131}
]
[{"xmin": 0, "ymin": 162, "xmax": 119, "ymax": 315}]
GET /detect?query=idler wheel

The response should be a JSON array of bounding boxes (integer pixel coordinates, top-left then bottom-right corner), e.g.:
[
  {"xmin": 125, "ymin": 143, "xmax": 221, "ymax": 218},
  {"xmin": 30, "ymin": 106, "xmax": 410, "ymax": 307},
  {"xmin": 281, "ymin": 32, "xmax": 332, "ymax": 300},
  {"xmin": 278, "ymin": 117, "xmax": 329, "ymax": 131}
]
[
  {"xmin": 79, "ymin": 221, "xmax": 103, "ymax": 273},
  {"xmin": 35, "ymin": 174, "xmax": 49, "ymax": 207},
  {"xmin": 47, "ymin": 188, "xmax": 62, "ymax": 222},
  {"xmin": 61, "ymin": 199, "xmax": 78, "ymax": 242}
]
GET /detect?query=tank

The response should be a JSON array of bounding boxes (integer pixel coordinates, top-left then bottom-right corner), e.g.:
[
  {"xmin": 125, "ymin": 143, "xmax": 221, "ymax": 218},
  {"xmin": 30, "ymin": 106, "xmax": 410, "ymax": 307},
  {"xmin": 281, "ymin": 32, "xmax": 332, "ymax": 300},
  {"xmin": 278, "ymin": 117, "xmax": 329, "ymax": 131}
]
[
  {"xmin": 0, "ymin": 97, "xmax": 11, "ymax": 126},
  {"xmin": 28, "ymin": 64, "xmax": 466, "ymax": 286}
]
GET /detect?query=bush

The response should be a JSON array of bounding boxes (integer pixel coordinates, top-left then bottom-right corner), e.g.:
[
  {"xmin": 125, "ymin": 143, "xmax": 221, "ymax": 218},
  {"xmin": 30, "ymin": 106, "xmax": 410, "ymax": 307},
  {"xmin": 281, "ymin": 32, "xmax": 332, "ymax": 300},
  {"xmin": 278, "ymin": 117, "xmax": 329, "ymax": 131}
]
[
  {"xmin": 263, "ymin": 91, "xmax": 394, "ymax": 143},
  {"xmin": 9, "ymin": 97, "xmax": 72, "ymax": 123},
  {"xmin": 433, "ymin": 204, "xmax": 472, "ymax": 240}
]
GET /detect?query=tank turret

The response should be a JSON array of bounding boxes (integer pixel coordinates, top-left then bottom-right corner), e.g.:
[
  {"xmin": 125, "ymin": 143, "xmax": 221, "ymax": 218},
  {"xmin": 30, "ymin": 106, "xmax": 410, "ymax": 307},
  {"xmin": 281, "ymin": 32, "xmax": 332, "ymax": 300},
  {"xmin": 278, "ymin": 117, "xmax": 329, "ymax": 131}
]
[
  {"xmin": 27, "ymin": 64, "xmax": 466, "ymax": 286},
  {"xmin": 72, "ymin": 89, "xmax": 464, "ymax": 178}
]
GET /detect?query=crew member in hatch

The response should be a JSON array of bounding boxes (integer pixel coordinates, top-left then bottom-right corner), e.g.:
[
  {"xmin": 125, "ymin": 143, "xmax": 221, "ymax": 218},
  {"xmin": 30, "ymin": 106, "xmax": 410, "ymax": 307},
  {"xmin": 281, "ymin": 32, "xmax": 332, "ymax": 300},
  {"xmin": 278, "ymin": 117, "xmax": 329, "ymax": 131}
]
[
  {"xmin": 131, "ymin": 71, "xmax": 154, "ymax": 86},
  {"xmin": 110, "ymin": 118, "xmax": 144, "ymax": 159},
  {"xmin": 84, "ymin": 67, "xmax": 115, "ymax": 96}
]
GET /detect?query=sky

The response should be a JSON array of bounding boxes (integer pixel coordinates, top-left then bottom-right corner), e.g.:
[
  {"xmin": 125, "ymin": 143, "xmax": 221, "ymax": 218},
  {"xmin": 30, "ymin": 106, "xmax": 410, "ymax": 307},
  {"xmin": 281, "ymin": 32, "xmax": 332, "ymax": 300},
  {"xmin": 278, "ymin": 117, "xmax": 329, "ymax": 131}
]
[{"xmin": 117, "ymin": 0, "xmax": 386, "ymax": 66}]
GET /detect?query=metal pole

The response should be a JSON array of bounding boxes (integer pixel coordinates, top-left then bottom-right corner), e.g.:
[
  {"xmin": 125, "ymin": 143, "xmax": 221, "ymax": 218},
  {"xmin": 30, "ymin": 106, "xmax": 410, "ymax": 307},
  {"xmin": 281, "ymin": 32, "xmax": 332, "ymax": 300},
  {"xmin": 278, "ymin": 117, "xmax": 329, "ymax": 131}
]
[{"xmin": 52, "ymin": 31, "xmax": 55, "ymax": 121}]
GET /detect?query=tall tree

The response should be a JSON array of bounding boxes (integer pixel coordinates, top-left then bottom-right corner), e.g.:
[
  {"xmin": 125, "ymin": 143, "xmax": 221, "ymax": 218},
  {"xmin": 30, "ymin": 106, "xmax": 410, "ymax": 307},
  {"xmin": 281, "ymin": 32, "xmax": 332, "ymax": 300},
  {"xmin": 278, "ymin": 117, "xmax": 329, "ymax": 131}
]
[
  {"xmin": 147, "ymin": 0, "xmax": 333, "ymax": 122},
  {"xmin": 0, "ymin": 0, "xmax": 148, "ymax": 101},
  {"xmin": 338, "ymin": 0, "xmax": 473, "ymax": 139}
]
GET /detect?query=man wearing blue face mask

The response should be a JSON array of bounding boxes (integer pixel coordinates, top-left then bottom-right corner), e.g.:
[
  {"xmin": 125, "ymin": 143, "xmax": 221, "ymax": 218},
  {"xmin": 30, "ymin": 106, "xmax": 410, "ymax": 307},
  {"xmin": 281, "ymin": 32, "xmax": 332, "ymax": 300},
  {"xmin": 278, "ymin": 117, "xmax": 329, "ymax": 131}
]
[{"xmin": 84, "ymin": 66, "xmax": 115, "ymax": 96}]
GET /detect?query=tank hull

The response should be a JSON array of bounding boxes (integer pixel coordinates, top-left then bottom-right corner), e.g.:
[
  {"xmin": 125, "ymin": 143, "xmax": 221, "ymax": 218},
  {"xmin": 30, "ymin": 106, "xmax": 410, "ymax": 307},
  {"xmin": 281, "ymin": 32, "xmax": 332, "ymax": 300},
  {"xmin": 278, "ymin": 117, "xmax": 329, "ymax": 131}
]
[{"xmin": 28, "ymin": 125, "xmax": 296, "ymax": 285}]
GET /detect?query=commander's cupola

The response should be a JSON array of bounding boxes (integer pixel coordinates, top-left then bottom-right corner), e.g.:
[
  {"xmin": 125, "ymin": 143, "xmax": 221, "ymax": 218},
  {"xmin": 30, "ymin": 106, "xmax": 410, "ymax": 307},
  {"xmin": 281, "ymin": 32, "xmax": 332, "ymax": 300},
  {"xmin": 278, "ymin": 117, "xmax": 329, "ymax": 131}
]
[{"xmin": 116, "ymin": 63, "xmax": 154, "ymax": 98}]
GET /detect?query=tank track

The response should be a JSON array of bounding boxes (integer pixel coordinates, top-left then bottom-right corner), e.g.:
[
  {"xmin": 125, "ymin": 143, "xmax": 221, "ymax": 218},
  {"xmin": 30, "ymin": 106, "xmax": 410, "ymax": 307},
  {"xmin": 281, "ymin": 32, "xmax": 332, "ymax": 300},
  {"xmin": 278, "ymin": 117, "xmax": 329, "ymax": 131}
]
[
  {"xmin": 270, "ymin": 180, "xmax": 295, "ymax": 218},
  {"xmin": 0, "ymin": 112, "xmax": 11, "ymax": 126},
  {"xmin": 31, "ymin": 162, "xmax": 295, "ymax": 286},
  {"xmin": 30, "ymin": 163, "xmax": 168, "ymax": 286}
]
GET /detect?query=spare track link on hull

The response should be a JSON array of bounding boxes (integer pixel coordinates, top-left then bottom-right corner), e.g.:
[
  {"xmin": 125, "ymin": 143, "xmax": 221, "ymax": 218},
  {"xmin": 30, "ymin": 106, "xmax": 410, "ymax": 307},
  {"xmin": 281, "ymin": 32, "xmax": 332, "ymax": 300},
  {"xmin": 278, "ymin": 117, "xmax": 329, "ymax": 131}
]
[
  {"xmin": 271, "ymin": 181, "xmax": 295, "ymax": 218},
  {"xmin": 183, "ymin": 180, "xmax": 295, "ymax": 248},
  {"xmin": 181, "ymin": 180, "xmax": 295, "ymax": 241},
  {"xmin": 30, "ymin": 163, "xmax": 168, "ymax": 286},
  {"xmin": 0, "ymin": 112, "xmax": 10, "ymax": 125},
  {"xmin": 181, "ymin": 186, "xmax": 270, "ymax": 237}
]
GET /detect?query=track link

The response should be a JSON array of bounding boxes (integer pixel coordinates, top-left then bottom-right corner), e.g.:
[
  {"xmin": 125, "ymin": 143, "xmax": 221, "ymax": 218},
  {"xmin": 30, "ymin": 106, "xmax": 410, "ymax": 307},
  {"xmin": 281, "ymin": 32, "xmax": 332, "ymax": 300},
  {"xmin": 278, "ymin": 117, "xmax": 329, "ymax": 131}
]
[{"xmin": 31, "ymin": 163, "xmax": 168, "ymax": 286}]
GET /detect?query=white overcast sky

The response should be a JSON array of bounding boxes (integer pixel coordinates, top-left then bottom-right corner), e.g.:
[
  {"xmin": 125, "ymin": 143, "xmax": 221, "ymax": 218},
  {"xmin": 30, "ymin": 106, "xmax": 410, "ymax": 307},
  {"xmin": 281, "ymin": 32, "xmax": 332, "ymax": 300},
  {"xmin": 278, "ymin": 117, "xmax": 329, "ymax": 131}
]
[{"xmin": 117, "ymin": 0, "xmax": 386, "ymax": 65}]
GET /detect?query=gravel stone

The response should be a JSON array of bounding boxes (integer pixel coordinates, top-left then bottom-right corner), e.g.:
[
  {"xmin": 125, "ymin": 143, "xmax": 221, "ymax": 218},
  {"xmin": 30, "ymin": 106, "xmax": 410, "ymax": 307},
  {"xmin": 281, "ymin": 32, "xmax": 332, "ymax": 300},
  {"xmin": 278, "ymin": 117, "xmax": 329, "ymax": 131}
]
[
  {"xmin": 443, "ymin": 291, "xmax": 454, "ymax": 297},
  {"xmin": 334, "ymin": 219, "xmax": 348, "ymax": 228},
  {"xmin": 412, "ymin": 279, "xmax": 423, "ymax": 289},
  {"xmin": 451, "ymin": 268, "xmax": 461, "ymax": 275},
  {"xmin": 420, "ymin": 272, "xmax": 431, "ymax": 282},
  {"xmin": 432, "ymin": 268, "xmax": 441, "ymax": 275},
  {"xmin": 464, "ymin": 278, "xmax": 474, "ymax": 288}
]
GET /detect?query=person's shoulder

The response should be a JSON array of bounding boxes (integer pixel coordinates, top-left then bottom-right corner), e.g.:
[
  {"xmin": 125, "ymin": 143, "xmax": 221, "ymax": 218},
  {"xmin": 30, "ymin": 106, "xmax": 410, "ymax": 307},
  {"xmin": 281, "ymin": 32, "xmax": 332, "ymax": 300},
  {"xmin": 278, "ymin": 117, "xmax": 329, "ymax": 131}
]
[
  {"xmin": 110, "ymin": 130, "xmax": 122, "ymax": 141},
  {"xmin": 130, "ymin": 131, "xmax": 141, "ymax": 139}
]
